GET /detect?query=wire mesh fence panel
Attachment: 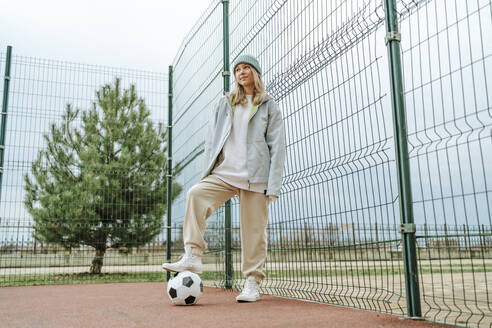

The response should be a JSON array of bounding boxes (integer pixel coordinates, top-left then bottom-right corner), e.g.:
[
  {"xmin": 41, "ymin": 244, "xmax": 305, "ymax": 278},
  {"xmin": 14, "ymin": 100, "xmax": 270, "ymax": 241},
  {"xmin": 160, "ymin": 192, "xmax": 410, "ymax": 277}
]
[
  {"xmin": 398, "ymin": 0, "xmax": 492, "ymax": 326},
  {"xmin": 227, "ymin": 0, "xmax": 408, "ymax": 315},
  {"xmin": 169, "ymin": 1, "xmax": 228, "ymax": 283},
  {"xmin": 0, "ymin": 53, "xmax": 169, "ymax": 286},
  {"xmin": 169, "ymin": 0, "xmax": 491, "ymax": 326}
]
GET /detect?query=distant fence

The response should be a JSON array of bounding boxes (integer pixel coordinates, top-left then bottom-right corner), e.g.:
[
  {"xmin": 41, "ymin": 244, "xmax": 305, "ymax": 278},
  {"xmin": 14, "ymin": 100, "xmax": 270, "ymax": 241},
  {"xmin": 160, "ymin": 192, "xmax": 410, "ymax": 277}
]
[
  {"xmin": 1, "ymin": 0, "xmax": 491, "ymax": 327},
  {"xmin": 0, "ymin": 51, "xmax": 169, "ymax": 282}
]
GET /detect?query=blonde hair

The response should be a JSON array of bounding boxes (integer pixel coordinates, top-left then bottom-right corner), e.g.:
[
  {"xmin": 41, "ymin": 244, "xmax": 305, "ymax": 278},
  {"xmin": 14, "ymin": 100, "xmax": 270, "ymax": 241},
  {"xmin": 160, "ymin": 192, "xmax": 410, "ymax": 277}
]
[{"xmin": 230, "ymin": 67, "xmax": 266, "ymax": 106}]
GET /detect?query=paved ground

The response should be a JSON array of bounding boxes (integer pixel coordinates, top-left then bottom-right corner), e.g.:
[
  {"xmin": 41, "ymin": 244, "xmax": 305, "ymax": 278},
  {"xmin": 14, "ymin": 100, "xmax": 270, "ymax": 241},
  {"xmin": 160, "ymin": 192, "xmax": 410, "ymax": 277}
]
[
  {"xmin": 2, "ymin": 262, "xmax": 489, "ymax": 327},
  {"xmin": 0, "ymin": 282, "xmax": 455, "ymax": 328}
]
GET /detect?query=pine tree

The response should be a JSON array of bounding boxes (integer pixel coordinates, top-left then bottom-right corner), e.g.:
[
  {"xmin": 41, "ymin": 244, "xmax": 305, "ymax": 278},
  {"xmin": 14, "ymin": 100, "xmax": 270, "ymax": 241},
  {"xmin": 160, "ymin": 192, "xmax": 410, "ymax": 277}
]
[{"xmin": 24, "ymin": 78, "xmax": 184, "ymax": 274}]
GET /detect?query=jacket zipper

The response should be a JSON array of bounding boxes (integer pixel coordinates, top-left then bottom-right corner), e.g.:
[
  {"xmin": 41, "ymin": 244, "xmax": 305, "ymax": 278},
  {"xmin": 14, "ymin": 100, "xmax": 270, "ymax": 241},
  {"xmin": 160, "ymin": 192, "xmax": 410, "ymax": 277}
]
[
  {"xmin": 213, "ymin": 131, "xmax": 231, "ymax": 170},
  {"xmin": 245, "ymin": 97, "xmax": 267, "ymax": 187},
  {"xmin": 209, "ymin": 108, "xmax": 231, "ymax": 174},
  {"xmin": 247, "ymin": 98, "xmax": 267, "ymax": 123}
]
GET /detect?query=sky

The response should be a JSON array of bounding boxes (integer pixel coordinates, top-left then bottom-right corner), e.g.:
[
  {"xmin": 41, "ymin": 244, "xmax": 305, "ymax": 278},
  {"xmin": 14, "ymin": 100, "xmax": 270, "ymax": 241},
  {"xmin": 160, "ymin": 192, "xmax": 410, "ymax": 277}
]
[
  {"xmin": 0, "ymin": 0, "xmax": 490, "ymax": 241},
  {"xmin": 0, "ymin": 0, "xmax": 213, "ymax": 72}
]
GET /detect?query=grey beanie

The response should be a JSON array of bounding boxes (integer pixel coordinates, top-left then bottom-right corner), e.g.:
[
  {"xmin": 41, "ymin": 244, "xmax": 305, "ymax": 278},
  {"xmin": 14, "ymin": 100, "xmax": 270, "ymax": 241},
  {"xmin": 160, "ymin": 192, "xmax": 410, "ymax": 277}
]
[{"xmin": 233, "ymin": 54, "xmax": 262, "ymax": 76}]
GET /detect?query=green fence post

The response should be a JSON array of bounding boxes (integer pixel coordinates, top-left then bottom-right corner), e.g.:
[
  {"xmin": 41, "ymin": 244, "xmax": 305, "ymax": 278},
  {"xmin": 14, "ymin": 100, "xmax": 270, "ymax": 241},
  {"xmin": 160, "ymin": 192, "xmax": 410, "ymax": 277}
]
[
  {"xmin": 382, "ymin": 0, "xmax": 422, "ymax": 319},
  {"xmin": 166, "ymin": 65, "xmax": 173, "ymax": 282},
  {"xmin": 222, "ymin": 0, "xmax": 233, "ymax": 290},
  {"xmin": 0, "ymin": 45, "xmax": 12, "ymax": 202}
]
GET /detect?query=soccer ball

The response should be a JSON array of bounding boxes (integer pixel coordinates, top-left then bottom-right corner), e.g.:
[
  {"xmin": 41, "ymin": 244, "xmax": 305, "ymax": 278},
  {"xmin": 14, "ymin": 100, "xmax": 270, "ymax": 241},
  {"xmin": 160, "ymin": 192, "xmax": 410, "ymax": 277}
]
[{"xmin": 166, "ymin": 271, "xmax": 203, "ymax": 305}]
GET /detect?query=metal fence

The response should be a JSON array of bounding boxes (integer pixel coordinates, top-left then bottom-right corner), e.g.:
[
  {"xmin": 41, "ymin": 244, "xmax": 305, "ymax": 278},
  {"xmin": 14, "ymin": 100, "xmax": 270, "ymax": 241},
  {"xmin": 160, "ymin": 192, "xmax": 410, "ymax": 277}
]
[
  {"xmin": 1, "ymin": 0, "xmax": 491, "ymax": 327},
  {"xmin": 169, "ymin": 0, "xmax": 491, "ymax": 327},
  {"xmin": 0, "ymin": 51, "xmax": 170, "ymax": 283}
]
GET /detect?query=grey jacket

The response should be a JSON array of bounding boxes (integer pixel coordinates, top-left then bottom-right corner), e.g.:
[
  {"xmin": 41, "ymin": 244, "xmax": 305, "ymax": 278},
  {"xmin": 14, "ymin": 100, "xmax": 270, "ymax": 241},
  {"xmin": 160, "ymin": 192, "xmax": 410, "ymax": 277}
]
[{"xmin": 201, "ymin": 92, "xmax": 286, "ymax": 197}]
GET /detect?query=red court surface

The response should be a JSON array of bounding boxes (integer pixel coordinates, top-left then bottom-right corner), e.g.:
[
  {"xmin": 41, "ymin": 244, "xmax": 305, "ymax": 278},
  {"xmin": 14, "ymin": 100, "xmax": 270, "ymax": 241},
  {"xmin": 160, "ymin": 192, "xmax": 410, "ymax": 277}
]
[{"xmin": 0, "ymin": 282, "xmax": 454, "ymax": 328}]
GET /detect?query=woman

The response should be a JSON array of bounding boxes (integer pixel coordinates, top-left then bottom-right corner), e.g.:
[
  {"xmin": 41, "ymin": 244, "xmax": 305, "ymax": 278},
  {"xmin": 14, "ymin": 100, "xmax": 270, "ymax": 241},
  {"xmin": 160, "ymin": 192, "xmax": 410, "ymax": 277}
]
[{"xmin": 162, "ymin": 54, "xmax": 286, "ymax": 302}]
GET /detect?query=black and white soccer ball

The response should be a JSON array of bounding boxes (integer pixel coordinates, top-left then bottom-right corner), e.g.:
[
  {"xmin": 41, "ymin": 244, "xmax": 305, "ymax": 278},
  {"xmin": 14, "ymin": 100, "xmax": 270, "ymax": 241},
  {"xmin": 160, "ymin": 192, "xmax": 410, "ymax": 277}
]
[{"xmin": 166, "ymin": 271, "xmax": 203, "ymax": 305}]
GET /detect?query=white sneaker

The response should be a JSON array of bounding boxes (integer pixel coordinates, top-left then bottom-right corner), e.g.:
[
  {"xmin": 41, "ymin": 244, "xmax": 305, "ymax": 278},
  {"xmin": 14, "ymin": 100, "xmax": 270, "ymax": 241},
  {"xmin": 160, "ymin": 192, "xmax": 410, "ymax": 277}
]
[
  {"xmin": 162, "ymin": 246, "xmax": 203, "ymax": 274},
  {"xmin": 236, "ymin": 276, "xmax": 260, "ymax": 302}
]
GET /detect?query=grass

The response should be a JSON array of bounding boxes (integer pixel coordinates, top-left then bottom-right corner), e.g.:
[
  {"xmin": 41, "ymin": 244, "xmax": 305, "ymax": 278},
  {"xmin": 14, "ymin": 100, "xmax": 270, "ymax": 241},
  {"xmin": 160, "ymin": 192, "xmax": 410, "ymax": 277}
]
[
  {"xmin": 0, "ymin": 252, "xmax": 218, "ymax": 268},
  {"xmin": 1, "ymin": 265, "xmax": 491, "ymax": 287},
  {"xmin": 0, "ymin": 271, "xmax": 224, "ymax": 287}
]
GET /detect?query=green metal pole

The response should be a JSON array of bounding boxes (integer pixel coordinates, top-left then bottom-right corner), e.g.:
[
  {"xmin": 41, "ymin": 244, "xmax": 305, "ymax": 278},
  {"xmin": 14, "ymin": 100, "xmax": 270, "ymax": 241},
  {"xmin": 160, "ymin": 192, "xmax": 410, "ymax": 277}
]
[
  {"xmin": 0, "ymin": 46, "xmax": 12, "ymax": 202},
  {"xmin": 166, "ymin": 65, "xmax": 173, "ymax": 282},
  {"xmin": 382, "ymin": 0, "xmax": 422, "ymax": 319},
  {"xmin": 222, "ymin": 0, "xmax": 233, "ymax": 290}
]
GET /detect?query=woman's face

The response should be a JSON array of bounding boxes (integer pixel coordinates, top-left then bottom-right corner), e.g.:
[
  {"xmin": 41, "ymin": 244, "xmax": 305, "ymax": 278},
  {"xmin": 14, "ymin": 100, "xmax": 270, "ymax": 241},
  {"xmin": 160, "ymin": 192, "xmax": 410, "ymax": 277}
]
[{"xmin": 235, "ymin": 63, "xmax": 255, "ymax": 90}]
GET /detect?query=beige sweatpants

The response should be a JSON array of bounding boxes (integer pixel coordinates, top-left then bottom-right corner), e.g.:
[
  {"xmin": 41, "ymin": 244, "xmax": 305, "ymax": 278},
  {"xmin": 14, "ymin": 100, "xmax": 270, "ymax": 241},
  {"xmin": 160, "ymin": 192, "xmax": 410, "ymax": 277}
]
[{"xmin": 182, "ymin": 174, "xmax": 269, "ymax": 280}]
